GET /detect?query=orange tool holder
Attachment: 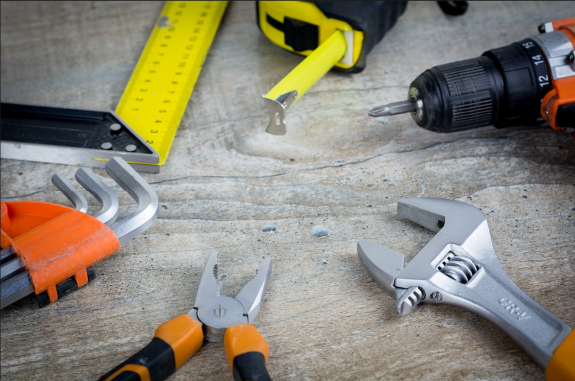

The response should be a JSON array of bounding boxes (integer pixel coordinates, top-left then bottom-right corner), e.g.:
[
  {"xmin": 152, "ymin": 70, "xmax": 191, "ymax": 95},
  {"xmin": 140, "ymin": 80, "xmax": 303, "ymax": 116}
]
[
  {"xmin": 541, "ymin": 18, "xmax": 575, "ymax": 130},
  {"xmin": 1, "ymin": 200, "xmax": 120, "ymax": 305}
]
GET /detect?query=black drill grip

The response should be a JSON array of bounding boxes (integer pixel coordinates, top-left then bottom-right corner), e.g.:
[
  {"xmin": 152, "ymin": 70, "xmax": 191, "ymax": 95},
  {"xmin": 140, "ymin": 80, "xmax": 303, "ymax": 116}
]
[{"xmin": 313, "ymin": 1, "xmax": 408, "ymax": 72}]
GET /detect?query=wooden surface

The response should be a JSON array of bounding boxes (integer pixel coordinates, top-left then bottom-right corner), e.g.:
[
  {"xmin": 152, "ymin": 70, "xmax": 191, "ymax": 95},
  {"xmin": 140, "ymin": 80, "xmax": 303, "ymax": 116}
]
[{"xmin": 1, "ymin": 2, "xmax": 574, "ymax": 380}]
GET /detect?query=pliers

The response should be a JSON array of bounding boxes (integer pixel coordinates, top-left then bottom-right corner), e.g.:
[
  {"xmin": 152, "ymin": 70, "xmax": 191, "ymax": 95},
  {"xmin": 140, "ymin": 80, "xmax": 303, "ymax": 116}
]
[
  {"xmin": 99, "ymin": 250, "xmax": 273, "ymax": 381},
  {"xmin": 357, "ymin": 197, "xmax": 574, "ymax": 380}
]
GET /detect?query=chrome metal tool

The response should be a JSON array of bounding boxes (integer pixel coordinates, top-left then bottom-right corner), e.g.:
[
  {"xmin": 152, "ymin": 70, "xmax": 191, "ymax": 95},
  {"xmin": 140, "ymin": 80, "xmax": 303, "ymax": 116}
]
[
  {"xmin": 99, "ymin": 251, "xmax": 273, "ymax": 381},
  {"xmin": 368, "ymin": 18, "xmax": 575, "ymax": 132},
  {"xmin": 1, "ymin": 157, "xmax": 159, "ymax": 308},
  {"xmin": 357, "ymin": 197, "xmax": 573, "ymax": 377}
]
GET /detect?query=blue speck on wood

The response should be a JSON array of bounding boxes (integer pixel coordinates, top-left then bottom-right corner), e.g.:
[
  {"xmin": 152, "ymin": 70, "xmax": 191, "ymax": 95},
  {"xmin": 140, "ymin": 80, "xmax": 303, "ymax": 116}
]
[
  {"xmin": 262, "ymin": 225, "xmax": 277, "ymax": 232},
  {"xmin": 313, "ymin": 225, "xmax": 330, "ymax": 237}
]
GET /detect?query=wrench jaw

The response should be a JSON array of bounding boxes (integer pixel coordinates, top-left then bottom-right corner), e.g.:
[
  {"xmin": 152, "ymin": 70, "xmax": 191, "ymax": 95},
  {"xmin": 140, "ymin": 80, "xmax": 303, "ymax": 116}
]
[
  {"xmin": 357, "ymin": 238, "xmax": 429, "ymax": 315},
  {"xmin": 357, "ymin": 239, "xmax": 406, "ymax": 301},
  {"xmin": 358, "ymin": 197, "xmax": 573, "ymax": 370}
]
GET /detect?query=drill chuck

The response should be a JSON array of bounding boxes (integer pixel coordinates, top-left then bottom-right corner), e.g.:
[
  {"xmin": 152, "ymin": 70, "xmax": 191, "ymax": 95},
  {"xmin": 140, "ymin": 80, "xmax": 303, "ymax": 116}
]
[
  {"xmin": 407, "ymin": 39, "xmax": 552, "ymax": 133},
  {"xmin": 369, "ymin": 18, "xmax": 575, "ymax": 132}
]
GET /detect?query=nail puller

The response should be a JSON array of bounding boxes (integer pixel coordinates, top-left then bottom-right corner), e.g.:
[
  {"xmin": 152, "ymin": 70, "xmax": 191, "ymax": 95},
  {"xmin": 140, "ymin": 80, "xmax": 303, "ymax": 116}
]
[
  {"xmin": 1, "ymin": 157, "xmax": 159, "ymax": 309},
  {"xmin": 357, "ymin": 197, "xmax": 574, "ymax": 379}
]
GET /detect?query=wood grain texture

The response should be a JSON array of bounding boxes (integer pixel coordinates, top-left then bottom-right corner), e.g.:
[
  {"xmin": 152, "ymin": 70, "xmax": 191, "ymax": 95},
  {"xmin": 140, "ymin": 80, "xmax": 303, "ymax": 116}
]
[{"xmin": 1, "ymin": 2, "xmax": 574, "ymax": 380}]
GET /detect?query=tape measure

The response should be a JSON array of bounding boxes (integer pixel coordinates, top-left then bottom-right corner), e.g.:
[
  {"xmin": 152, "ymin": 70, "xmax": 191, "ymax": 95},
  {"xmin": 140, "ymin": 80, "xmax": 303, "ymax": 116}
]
[{"xmin": 116, "ymin": 0, "xmax": 228, "ymax": 167}]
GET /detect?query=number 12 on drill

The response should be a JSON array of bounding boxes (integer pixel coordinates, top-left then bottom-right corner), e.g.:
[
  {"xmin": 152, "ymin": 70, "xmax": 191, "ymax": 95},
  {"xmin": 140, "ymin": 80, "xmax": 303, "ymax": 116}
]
[{"xmin": 116, "ymin": 1, "xmax": 228, "ymax": 166}]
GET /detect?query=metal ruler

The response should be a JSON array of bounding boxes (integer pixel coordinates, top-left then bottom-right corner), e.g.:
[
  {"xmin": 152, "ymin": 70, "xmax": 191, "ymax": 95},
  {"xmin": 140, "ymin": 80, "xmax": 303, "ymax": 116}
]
[{"xmin": 1, "ymin": 1, "xmax": 228, "ymax": 173}]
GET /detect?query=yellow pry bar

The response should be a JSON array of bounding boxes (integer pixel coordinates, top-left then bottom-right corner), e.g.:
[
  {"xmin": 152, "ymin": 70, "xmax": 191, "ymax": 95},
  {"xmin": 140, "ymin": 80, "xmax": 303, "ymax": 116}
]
[{"xmin": 116, "ymin": 1, "xmax": 228, "ymax": 167}]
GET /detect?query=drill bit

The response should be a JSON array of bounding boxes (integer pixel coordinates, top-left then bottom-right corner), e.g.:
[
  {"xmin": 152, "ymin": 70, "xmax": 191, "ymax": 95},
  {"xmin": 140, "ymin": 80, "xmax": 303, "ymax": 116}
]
[{"xmin": 368, "ymin": 100, "xmax": 416, "ymax": 117}]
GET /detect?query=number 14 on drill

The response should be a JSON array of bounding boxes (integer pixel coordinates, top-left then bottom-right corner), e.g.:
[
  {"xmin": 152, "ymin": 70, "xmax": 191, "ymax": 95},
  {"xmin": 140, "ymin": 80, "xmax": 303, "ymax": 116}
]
[{"xmin": 115, "ymin": 1, "xmax": 228, "ymax": 167}]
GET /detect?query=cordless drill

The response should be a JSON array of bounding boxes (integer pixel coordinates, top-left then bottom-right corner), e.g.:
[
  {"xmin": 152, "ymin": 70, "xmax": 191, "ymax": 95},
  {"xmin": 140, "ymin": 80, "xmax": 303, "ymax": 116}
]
[{"xmin": 369, "ymin": 18, "xmax": 575, "ymax": 132}]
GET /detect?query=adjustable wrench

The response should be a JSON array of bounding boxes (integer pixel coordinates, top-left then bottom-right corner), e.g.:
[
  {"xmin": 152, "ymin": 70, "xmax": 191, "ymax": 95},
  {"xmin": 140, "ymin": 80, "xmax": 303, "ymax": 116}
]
[{"xmin": 357, "ymin": 197, "xmax": 574, "ymax": 380}]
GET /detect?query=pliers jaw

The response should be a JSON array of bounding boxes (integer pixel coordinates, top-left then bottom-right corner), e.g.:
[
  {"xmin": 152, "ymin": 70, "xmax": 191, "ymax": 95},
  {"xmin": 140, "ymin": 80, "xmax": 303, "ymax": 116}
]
[{"xmin": 190, "ymin": 250, "xmax": 272, "ymax": 342}]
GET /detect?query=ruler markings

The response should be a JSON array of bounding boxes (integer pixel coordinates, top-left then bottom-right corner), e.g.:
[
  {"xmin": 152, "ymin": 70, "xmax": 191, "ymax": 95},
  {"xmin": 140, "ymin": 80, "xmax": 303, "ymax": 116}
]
[{"xmin": 116, "ymin": 1, "xmax": 227, "ymax": 166}]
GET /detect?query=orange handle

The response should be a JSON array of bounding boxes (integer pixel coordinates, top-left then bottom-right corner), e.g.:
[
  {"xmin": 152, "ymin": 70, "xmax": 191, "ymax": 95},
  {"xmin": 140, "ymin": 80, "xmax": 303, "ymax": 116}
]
[
  {"xmin": 1, "ymin": 200, "xmax": 120, "ymax": 303},
  {"xmin": 99, "ymin": 314, "xmax": 203, "ymax": 381},
  {"xmin": 546, "ymin": 329, "xmax": 575, "ymax": 381},
  {"xmin": 224, "ymin": 324, "xmax": 271, "ymax": 381},
  {"xmin": 540, "ymin": 18, "xmax": 575, "ymax": 130}
]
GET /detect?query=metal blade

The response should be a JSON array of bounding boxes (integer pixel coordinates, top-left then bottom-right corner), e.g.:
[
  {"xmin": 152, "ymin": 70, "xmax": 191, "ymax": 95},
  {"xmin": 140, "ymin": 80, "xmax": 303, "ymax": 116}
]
[
  {"xmin": 75, "ymin": 167, "xmax": 119, "ymax": 225},
  {"xmin": 397, "ymin": 197, "xmax": 484, "ymax": 233},
  {"xmin": 368, "ymin": 100, "xmax": 416, "ymax": 117},
  {"xmin": 51, "ymin": 174, "xmax": 88, "ymax": 213},
  {"xmin": 234, "ymin": 257, "xmax": 272, "ymax": 323},
  {"xmin": 0, "ymin": 247, "xmax": 34, "ymax": 309},
  {"xmin": 192, "ymin": 250, "xmax": 220, "ymax": 310},
  {"xmin": 357, "ymin": 239, "xmax": 405, "ymax": 297},
  {"xmin": 106, "ymin": 157, "xmax": 159, "ymax": 243}
]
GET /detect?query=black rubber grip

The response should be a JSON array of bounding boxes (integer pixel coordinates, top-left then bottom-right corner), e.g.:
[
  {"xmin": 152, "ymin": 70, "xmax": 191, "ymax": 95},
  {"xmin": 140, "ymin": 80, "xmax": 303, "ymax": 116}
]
[
  {"xmin": 409, "ymin": 38, "xmax": 553, "ymax": 132},
  {"xmin": 98, "ymin": 337, "xmax": 176, "ymax": 381},
  {"xmin": 313, "ymin": 1, "xmax": 408, "ymax": 73},
  {"xmin": 410, "ymin": 56, "xmax": 504, "ymax": 132},
  {"xmin": 437, "ymin": 1, "xmax": 469, "ymax": 16},
  {"xmin": 557, "ymin": 103, "xmax": 575, "ymax": 128},
  {"xmin": 255, "ymin": 1, "xmax": 407, "ymax": 73},
  {"xmin": 483, "ymin": 38, "xmax": 552, "ymax": 127},
  {"xmin": 232, "ymin": 352, "xmax": 272, "ymax": 381},
  {"xmin": 36, "ymin": 267, "xmax": 96, "ymax": 308}
]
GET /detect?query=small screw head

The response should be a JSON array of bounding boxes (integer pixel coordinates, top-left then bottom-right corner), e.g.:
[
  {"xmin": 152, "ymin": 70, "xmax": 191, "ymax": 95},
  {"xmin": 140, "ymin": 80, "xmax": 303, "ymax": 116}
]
[
  {"xmin": 567, "ymin": 50, "xmax": 575, "ymax": 63},
  {"xmin": 109, "ymin": 123, "xmax": 122, "ymax": 133},
  {"xmin": 430, "ymin": 291, "xmax": 443, "ymax": 303},
  {"xmin": 538, "ymin": 23, "xmax": 545, "ymax": 33},
  {"xmin": 100, "ymin": 142, "xmax": 113, "ymax": 150}
]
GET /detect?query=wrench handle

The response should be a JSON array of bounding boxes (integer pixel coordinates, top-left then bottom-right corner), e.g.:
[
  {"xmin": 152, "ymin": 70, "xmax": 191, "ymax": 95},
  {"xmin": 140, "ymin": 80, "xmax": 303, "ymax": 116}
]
[{"xmin": 460, "ymin": 268, "xmax": 572, "ymax": 369}]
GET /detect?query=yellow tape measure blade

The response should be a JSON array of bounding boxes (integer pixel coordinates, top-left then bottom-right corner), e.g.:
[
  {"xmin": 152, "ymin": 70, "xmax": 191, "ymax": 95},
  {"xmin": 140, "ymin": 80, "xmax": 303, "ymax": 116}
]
[{"xmin": 116, "ymin": 1, "xmax": 228, "ymax": 166}]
